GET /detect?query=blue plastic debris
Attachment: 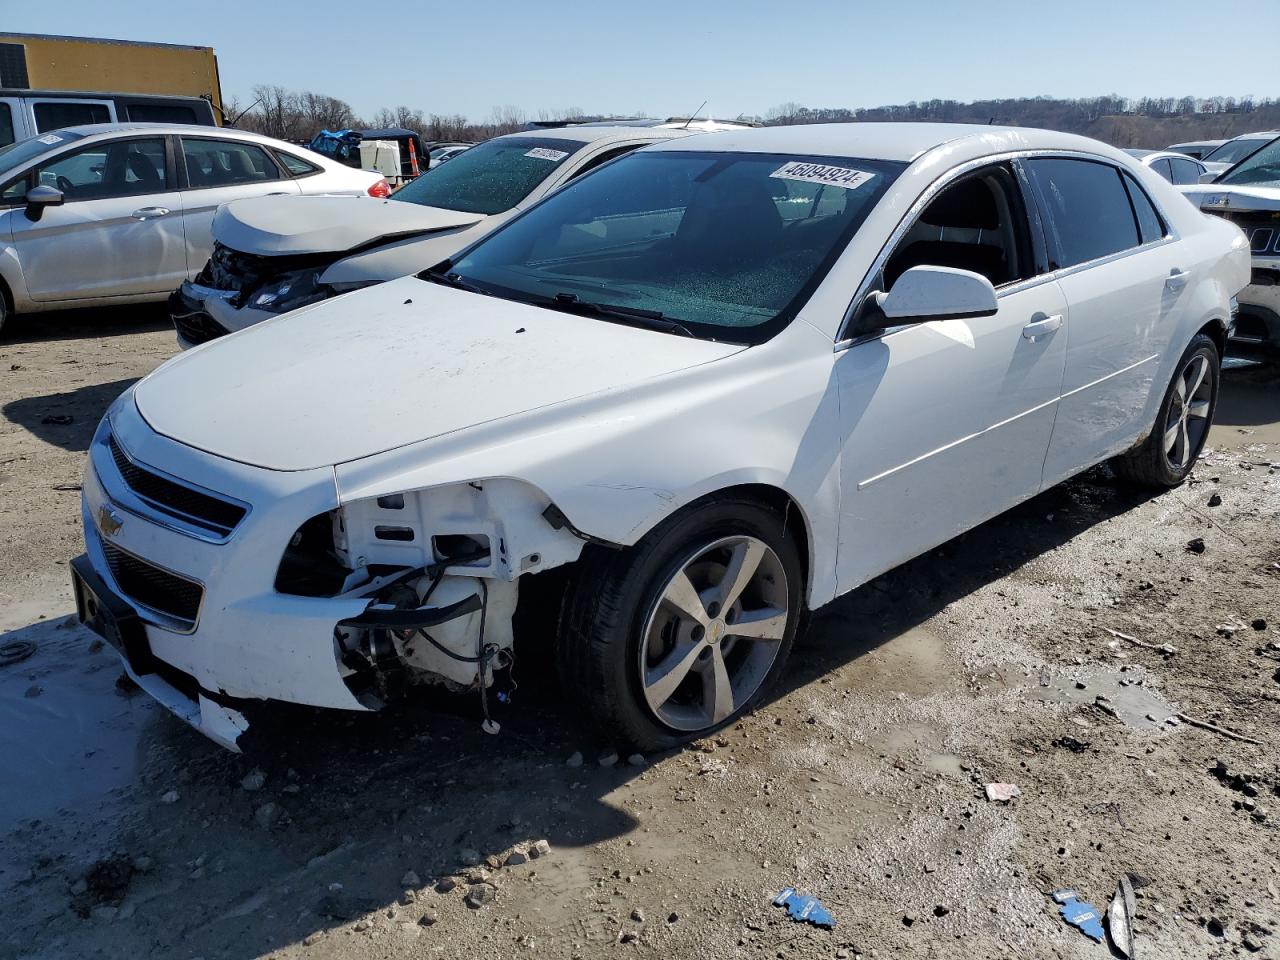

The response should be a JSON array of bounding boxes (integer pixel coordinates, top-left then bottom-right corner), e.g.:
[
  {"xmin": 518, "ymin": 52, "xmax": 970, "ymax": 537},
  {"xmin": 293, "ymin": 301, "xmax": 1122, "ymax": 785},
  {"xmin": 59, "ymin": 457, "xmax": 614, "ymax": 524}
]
[
  {"xmin": 1052, "ymin": 889, "xmax": 1105, "ymax": 943},
  {"xmin": 773, "ymin": 887, "xmax": 836, "ymax": 928}
]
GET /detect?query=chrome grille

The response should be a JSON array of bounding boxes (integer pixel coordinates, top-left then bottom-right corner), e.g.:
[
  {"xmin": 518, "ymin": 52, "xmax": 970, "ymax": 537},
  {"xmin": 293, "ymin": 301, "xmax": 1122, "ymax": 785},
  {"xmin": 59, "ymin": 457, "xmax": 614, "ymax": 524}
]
[
  {"xmin": 102, "ymin": 541, "xmax": 203, "ymax": 626},
  {"xmin": 108, "ymin": 434, "xmax": 247, "ymax": 538}
]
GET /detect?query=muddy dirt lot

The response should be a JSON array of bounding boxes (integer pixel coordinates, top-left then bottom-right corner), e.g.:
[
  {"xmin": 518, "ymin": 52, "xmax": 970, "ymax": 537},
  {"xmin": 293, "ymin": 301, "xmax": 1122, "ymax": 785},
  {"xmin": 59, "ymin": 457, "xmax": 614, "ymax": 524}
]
[{"xmin": 2, "ymin": 308, "xmax": 1278, "ymax": 960}]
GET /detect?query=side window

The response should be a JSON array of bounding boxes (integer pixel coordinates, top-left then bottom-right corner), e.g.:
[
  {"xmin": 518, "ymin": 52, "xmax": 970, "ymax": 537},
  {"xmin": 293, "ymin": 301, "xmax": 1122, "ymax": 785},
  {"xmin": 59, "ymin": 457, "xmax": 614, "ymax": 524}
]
[
  {"xmin": 32, "ymin": 138, "xmax": 167, "ymax": 201},
  {"xmin": 1152, "ymin": 158, "xmax": 1174, "ymax": 183},
  {"xmin": 1169, "ymin": 158, "xmax": 1202, "ymax": 185},
  {"xmin": 1122, "ymin": 174, "xmax": 1166, "ymax": 244},
  {"xmin": 882, "ymin": 165, "xmax": 1035, "ymax": 289},
  {"xmin": 1025, "ymin": 159, "xmax": 1140, "ymax": 269},
  {"xmin": 182, "ymin": 138, "xmax": 282, "ymax": 188},
  {"xmin": 0, "ymin": 103, "xmax": 13, "ymax": 148},
  {"xmin": 277, "ymin": 151, "xmax": 320, "ymax": 176},
  {"xmin": 568, "ymin": 144, "xmax": 639, "ymax": 180},
  {"xmin": 33, "ymin": 101, "xmax": 111, "ymax": 132},
  {"xmin": 126, "ymin": 103, "xmax": 198, "ymax": 124}
]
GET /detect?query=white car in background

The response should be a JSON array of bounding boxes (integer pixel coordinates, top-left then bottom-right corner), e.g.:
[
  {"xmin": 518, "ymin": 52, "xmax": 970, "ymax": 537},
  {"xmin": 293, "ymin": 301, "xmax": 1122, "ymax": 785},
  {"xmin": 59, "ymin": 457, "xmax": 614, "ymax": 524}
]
[
  {"xmin": 428, "ymin": 144, "xmax": 470, "ymax": 166},
  {"xmin": 74, "ymin": 123, "xmax": 1248, "ymax": 752},
  {"xmin": 169, "ymin": 125, "xmax": 698, "ymax": 347},
  {"xmin": 1200, "ymin": 132, "xmax": 1279, "ymax": 176},
  {"xmin": 0, "ymin": 123, "xmax": 389, "ymax": 335},
  {"xmin": 1124, "ymin": 149, "xmax": 1207, "ymax": 185},
  {"xmin": 1166, "ymin": 139, "xmax": 1226, "ymax": 161},
  {"xmin": 1181, "ymin": 134, "xmax": 1280, "ymax": 354}
]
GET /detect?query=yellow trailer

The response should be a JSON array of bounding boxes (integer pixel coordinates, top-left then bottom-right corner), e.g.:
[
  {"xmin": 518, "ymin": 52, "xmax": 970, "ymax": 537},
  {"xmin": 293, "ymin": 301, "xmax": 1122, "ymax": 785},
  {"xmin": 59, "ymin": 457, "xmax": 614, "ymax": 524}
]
[{"xmin": 0, "ymin": 33, "xmax": 222, "ymax": 114}]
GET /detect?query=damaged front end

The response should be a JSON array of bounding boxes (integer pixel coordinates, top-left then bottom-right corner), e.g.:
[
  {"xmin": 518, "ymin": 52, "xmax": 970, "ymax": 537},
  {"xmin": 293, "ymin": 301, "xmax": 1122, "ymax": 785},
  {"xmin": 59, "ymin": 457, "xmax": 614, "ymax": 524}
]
[
  {"xmin": 278, "ymin": 479, "xmax": 588, "ymax": 731},
  {"xmin": 171, "ymin": 243, "xmax": 341, "ymax": 347}
]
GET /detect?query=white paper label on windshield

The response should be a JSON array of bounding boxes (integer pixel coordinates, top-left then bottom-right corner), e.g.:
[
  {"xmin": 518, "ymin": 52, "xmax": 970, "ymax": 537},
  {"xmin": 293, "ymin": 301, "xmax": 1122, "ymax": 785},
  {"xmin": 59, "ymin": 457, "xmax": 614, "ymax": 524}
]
[
  {"xmin": 770, "ymin": 161, "xmax": 874, "ymax": 189},
  {"xmin": 37, "ymin": 134, "xmax": 64, "ymax": 145},
  {"xmin": 525, "ymin": 147, "xmax": 569, "ymax": 162}
]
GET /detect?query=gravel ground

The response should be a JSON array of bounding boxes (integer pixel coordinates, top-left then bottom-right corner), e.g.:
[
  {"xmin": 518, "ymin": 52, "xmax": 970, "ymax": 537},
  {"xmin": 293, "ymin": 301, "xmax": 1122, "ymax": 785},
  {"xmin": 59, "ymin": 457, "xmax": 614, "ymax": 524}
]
[{"xmin": 1, "ymin": 307, "xmax": 1278, "ymax": 960}]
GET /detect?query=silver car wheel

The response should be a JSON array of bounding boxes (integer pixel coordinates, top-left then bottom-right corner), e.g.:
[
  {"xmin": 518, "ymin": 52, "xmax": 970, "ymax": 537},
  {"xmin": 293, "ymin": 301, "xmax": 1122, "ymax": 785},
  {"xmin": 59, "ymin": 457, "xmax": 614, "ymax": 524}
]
[
  {"xmin": 1163, "ymin": 352, "xmax": 1213, "ymax": 470},
  {"xmin": 638, "ymin": 535, "xmax": 789, "ymax": 732}
]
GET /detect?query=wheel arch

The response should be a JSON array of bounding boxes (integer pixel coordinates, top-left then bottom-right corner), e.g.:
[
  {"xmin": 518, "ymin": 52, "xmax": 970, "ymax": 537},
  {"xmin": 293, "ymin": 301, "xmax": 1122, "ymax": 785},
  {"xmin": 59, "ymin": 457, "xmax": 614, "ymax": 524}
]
[{"xmin": 637, "ymin": 482, "xmax": 815, "ymax": 611}]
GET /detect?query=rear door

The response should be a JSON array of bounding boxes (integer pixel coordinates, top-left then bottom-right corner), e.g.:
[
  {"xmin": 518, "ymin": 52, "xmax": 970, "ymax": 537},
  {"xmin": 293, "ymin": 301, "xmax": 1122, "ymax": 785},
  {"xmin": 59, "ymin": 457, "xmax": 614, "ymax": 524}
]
[
  {"xmin": 177, "ymin": 136, "xmax": 302, "ymax": 277},
  {"xmin": 1025, "ymin": 157, "xmax": 1185, "ymax": 485},
  {"xmin": 9, "ymin": 135, "xmax": 187, "ymax": 301}
]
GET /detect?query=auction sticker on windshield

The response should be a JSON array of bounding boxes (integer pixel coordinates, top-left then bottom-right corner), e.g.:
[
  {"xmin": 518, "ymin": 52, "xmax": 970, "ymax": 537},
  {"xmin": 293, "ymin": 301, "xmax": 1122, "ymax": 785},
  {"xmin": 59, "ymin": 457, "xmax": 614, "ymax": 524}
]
[
  {"xmin": 770, "ymin": 161, "xmax": 875, "ymax": 189},
  {"xmin": 37, "ymin": 134, "xmax": 65, "ymax": 145},
  {"xmin": 526, "ymin": 148, "xmax": 570, "ymax": 162}
]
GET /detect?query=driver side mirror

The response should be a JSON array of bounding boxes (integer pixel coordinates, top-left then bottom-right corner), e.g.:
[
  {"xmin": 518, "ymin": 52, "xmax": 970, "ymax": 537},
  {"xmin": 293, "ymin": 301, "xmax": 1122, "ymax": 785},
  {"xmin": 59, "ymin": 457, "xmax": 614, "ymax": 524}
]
[
  {"xmin": 25, "ymin": 184, "xmax": 64, "ymax": 222},
  {"xmin": 869, "ymin": 265, "xmax": 999, "ymax": 329}
]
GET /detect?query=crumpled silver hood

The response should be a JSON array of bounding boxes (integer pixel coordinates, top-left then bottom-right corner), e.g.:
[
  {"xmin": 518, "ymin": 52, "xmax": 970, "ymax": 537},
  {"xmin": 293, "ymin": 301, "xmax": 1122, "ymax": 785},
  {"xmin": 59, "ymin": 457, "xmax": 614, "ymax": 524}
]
[{"xmin": 213, "ymin": 195, "xmax": 487, "ymax": 256}]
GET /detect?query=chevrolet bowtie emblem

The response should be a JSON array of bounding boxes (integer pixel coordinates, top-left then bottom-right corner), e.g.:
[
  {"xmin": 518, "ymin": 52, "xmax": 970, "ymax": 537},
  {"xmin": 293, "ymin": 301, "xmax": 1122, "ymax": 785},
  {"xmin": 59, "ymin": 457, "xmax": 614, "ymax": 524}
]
[{"xmin": 97, "ymin": 504, "xmax": 124, "ymax": 538}]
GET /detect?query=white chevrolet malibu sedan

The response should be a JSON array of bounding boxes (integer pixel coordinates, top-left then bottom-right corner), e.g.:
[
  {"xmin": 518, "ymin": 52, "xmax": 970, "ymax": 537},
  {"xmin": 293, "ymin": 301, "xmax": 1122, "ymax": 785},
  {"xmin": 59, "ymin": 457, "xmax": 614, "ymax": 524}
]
[{"xmin": 72, "ymin": 123, "xmax": 1249, "ymax": 751}]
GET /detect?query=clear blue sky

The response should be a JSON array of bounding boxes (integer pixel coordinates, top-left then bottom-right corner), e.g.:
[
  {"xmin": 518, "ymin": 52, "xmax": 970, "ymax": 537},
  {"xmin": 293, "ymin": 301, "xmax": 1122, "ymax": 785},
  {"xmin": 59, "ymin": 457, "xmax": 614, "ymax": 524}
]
[{"xmin": 7, "ymin": 0, "xmax": 1276, "ymax": 121}]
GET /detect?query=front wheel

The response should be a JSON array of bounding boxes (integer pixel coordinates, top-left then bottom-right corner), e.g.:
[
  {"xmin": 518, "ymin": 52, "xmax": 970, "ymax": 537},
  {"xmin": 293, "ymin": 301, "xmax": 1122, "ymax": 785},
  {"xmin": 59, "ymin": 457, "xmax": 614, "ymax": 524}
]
[
  {"xmin": 1112, "ymin": 333, "xmax": 1220, "ymax": 488},
  {"xmin": 557, "ymin": 498, "xmax": 803, "ymax": 751}
]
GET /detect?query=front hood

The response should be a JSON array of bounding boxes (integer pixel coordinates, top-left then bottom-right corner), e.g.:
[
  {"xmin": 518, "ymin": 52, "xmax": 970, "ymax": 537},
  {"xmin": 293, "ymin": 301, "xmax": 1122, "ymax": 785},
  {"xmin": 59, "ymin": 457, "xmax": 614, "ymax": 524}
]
[
  {"xmin": 213, "ymin": 195, "xmax": 487, "ymax": 256},
  {"xmin": 1181, "ymin": 183, "xmax": 1280, "ymax": 212},
  {"xmin": 134, "ymin": 277, "xmax": 742, "ymax": 471}
]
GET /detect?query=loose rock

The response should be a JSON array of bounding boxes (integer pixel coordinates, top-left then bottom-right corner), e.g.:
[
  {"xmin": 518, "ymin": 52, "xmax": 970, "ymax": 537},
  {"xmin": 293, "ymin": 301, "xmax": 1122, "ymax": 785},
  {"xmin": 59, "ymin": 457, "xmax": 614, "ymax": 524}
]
[
  {"xmin": 565, "ymin": 752, "xmax": 583, "ymax": 768},
  {"xmin": 530, "ymin": 839, "xmax": 551, "ymax": 859},
  {"xmin": 400, "ymin": 870, "xmax": 420, "ymax": 887},
  {"xmin": 240, "ymin": 768, "xmax": 266, "ymax": 792},
  {"xmin": 599, "ymin": 751, "xmax": 619, "ymax": 767},
  {"xmin": 1186, "ymin": 537, "xmax": 1206, "ymax": 554},
  {"xmin": 159, "ymin": 790, "xmax": 180, "ymax": 805},
  {"xmin": 465, "ymin": 884, "xmax": 497, "ymax": 909}
]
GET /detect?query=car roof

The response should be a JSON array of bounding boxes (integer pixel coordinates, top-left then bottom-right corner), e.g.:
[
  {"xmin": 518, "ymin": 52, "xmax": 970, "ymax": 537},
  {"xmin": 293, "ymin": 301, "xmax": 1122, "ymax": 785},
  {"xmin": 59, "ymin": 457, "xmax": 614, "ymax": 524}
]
[
  {"xmin": 642, "ymin": 122, "xmax": 1131, "ymax": 164},
  {"xmin": 1224, "ymin": 131, "xmax": 1280, "ymax": 142},
  {"xmin": 496, "ymin": 125, "xmax": 697, "ymax": 147},
  {"xmin": 52, "ymin": 122, "xmax": 302, "ymax": 146}
]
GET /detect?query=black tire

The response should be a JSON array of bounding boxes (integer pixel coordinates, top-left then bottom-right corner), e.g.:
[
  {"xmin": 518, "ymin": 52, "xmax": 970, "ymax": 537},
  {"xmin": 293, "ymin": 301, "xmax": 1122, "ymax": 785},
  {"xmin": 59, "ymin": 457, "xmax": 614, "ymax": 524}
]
[
  {"xmin": 0, "ymin": 287, "xmax": 8, "ymax": 339},
  {"xmin": 1111, "ymin": 333, "xmax": 1220, "ymax": 488},
  {"xmin": 557, "ymin": 497, "xmax": 803, "ymax": 752}
]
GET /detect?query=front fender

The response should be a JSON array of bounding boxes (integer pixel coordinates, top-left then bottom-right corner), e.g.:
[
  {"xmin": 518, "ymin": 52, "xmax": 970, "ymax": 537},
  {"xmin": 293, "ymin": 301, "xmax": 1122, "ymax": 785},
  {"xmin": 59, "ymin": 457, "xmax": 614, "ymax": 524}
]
[{"xmin": 333, "ymin": 319, "xmax": 844, "ymax": 606}]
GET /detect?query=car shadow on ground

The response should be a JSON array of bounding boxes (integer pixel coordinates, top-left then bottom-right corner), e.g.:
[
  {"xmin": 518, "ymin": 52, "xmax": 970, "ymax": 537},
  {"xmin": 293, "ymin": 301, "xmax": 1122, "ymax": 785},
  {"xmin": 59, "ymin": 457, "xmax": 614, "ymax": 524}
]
[
  {"xmin": 1215, "ymin": 357, "xmax": 1280, "ymax": 430},
  {"xmin": 2, "ymin": 302, "xmax": 170, "ymax": 345},
  {"xmin": 2, "ymin": 377, "xmax": 138, "ymax": 453}
]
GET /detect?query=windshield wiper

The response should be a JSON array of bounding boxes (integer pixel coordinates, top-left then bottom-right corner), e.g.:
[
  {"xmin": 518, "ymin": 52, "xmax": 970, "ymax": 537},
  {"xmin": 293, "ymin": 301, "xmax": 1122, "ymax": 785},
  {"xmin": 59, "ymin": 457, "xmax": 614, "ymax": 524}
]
[
  {"xmin": 419, "ymin": 260, "xmax": 485, "ymax": 294},
  {"xmin": 546, "ymin": 292, "xmax": 695, "ymax": 337}
]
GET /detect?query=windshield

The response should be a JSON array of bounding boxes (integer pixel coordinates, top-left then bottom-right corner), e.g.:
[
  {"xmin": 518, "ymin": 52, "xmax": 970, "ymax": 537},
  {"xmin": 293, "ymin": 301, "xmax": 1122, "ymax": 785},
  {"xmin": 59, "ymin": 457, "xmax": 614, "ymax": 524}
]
[
  {"xmin": 1204, "ymin": 137, "xmax": 1271, "ymax": 165},
  {"xmin": 393, "ymin": 136, "xmax": 585, "ymax": 215},
  {"xmin": 0, "ymin": 129, "xmax": 86, "ymax": 179},
  {"xmin": 446, "ymin": 150, "xmax": 905, "ymax": 344},
  {"xmin": 1216, "ymin": 136, "xmax": 1280, "ymax": 188}
]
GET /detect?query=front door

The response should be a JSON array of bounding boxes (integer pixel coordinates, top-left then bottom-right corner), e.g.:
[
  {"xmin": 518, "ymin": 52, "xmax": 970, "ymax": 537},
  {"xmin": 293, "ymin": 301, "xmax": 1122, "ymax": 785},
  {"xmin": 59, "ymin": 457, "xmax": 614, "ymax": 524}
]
[
  {"xmin": 11, "ymin": 136, "xmax": 187, "ymax": 301},
  {"xmin": 834, "ymin": 165, "xmax": 1069, "ymax": 592}
]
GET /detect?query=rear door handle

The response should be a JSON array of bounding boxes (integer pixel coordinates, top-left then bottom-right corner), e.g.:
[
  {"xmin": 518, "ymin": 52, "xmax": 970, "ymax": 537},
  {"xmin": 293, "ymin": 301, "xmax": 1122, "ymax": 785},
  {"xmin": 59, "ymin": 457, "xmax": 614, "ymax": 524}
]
[
  {"xmin": 1166, "ymin": 268, "xmax": 1188, "ymax": 289},
  {"xmin": 1021, "ymin": 314, "xmax": 1062, "ymax": 340},
  {"xmin": 131, "ymin": 206, "xmax": 171, "ymax": 220}
]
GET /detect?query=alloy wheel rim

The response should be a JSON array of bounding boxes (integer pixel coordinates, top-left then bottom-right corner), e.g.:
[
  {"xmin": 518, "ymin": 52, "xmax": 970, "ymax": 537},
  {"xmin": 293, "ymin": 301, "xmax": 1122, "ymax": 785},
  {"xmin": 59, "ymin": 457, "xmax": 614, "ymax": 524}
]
[
  {"xmin": 638, "ymin": 535, "xmax": 789, "ymax": 732},
  {"xmin": 1164, "ymin": 353, "xmax": 1213, "ymax": 470}
]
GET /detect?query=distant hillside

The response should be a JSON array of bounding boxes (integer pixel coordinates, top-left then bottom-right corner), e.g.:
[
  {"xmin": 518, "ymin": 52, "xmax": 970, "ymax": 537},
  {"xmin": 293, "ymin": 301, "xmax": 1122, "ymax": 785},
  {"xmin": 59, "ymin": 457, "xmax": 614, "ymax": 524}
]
[{"xmin": 761, "ymin": 96, "xmax": 1280, "ymax": 147}]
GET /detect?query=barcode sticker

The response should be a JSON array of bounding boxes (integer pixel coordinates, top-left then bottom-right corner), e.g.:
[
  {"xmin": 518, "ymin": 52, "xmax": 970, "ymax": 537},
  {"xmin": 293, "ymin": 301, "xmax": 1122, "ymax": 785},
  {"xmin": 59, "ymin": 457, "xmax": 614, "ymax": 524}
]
[{"xmin": 525, "ymin": 148, "xmax": 569, "ymax": 162}]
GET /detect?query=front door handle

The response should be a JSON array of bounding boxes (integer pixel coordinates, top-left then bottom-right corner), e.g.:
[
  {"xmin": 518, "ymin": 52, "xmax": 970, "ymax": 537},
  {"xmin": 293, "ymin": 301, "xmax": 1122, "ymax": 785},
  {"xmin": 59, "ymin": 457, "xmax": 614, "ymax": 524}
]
[
  {"xmin": 131, "ymin": 206, "xmax": 171, "ymax": 221},
  {"xmin": 1021, "ymin": 314, "xmax": 1063, "ymax": 340}
]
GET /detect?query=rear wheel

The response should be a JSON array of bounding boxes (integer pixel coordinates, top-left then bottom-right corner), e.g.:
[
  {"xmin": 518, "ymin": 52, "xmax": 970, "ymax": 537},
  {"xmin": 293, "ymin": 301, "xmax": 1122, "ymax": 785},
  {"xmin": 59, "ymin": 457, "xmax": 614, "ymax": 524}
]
[
  {"xmin": 557, "ymin": 498, "xmax": 803, "ymax": 751},
  {"xmin": 1111, "ymin": 333, "xmax": 1219, "ymax": 488}
]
